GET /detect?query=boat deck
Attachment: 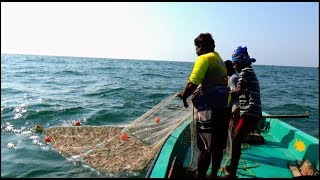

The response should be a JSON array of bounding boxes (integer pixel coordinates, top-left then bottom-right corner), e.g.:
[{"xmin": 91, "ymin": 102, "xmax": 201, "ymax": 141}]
[
  {"xmin": 148, "ymin": 116, "xmax": 318, "ymax": 178},
  {"xmin": 183, "ymin": 132, "xmax": 296, "ymax": 178}
]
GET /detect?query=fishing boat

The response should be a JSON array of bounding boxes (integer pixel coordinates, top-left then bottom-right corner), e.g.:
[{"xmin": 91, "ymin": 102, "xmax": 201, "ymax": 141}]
[{"xmin": 146, "ymin": 111, "xmax": 319, "ymax": 178}]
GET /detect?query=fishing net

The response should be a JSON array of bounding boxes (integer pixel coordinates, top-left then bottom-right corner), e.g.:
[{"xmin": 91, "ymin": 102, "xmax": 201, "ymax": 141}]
[{"xmin": 44, "ymin": 94, "xmax": 193, "ymax": 173}]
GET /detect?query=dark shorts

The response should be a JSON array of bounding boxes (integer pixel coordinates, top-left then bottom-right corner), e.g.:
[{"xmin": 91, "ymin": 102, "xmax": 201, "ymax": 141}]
[
  {"xmin": 192, "ymin": 85, "xmax": 229, "ymax": 111},
  {"xmin": 196, "ymin": 106, "xmax": 231, "ymax": 152}
]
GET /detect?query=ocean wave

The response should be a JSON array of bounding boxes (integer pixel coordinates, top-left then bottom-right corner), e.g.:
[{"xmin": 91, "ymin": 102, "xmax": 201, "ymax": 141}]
[
  {"xmin": 25, "ymin": 106, "xmax": 85, "ymax": 120},
  {"xmin": 54, "ymin": 70, "xmax": 86, "ymax": 76},
  {"xmin": 140, "ymin": 73, "xmax": 170, "ymax": 78},
  {"xmin": 86, "ymin": 109, "xmax": 133, "ymax": 125},
  {"xmin": 84, "ymin": 87, "xmax": 126, "ymax": 97},
  {"xmin": 1, "ymin": 87, "xmax": 25, "ymax": 94}
]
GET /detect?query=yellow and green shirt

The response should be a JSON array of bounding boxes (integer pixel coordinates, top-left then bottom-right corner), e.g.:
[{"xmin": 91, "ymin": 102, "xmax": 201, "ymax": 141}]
[{"xmin": 189, "ymin": 52, "xmax": 227, "ymax": 86}]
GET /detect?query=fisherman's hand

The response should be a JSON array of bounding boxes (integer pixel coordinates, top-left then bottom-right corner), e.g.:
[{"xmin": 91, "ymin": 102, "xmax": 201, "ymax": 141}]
[
  {"xmin": 183, "ymin": 99, "xmax": 189, "ymax": 108},
  {"xmin": 229, "ymin": 120, "xmax": 234, "ymax": 128},
  {"xmin": 232, "ymin": 105, "xmax": 240, "ymax": 115},
  {"xmin": 176, "ymin": 91, "xmax": 189, "ymax": 107},
  {"xmin": 176, "ymin": 91, "xmax": 183, "ymax": 98},
  {"xmin": 178, "ymin": 81, "xmax": 197, "ymax": 108}
]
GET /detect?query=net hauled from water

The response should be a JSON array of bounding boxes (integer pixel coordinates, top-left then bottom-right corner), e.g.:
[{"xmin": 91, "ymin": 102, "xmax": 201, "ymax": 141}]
[{"xmin": 44, "ymin": 94, "xmax": 193, "ymax": 173}]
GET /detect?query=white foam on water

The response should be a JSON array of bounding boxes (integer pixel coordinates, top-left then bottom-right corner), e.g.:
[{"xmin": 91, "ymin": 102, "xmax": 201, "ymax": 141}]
[
  {"xmin": 5, "ymin": 125, "xmax": 14, "ymax": 132},
  {"xmin": 21, "ymin": 130, "xmax": 32, "ymax": 135},
  {"xmin": 13, "ymin": 113, "xmax": 22, "ymax": 119},
  {"xmin": 6, "ymin": 142, "xmax": 17, "ymax": 149},
  {"xmin": 12, "ymin": 129, "xmax": 22, "ymax": 133},
  {"xmin": 29, "ymin": 135, "xmax": 39, "ymax": 139},
  {"xmin": 41, "ymin": 146, "xmax": 51, "ymax": 151}
]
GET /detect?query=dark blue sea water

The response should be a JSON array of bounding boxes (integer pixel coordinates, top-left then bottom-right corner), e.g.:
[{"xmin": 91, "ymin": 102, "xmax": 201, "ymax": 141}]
[{"xmin": 1, "ymin": 54, "xmax": 319, "ymax": 178}]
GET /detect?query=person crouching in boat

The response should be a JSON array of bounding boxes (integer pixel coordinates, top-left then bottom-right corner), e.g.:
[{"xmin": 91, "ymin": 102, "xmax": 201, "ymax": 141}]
[
  {"xmin": 177, "ymin": 33, "xmax": 231, "ymax": 178},
  {"xmin": 224, "ymin": 46, "xmax": 262, "ymax": 178}
]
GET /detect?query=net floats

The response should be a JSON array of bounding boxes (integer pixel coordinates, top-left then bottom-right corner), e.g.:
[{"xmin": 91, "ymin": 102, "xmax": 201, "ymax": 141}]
[
  {"xmin": 155, "ymin": 117, "xmax": 160, "ymax": 123},
  {"xmin": 33, "ymin": 124, "xmax": 44, "ymax": 132},
  {"xmin": 45, "ymin": 136, "xmax": 51, "ymax": 143},
  {"xmin": 120, "ymin": 132, "xmax": 128, "ymax": 141}
]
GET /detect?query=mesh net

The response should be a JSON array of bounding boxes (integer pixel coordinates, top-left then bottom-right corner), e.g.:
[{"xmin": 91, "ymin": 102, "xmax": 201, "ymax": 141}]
[{"xmin": 44, "ymin": 94, "xmax": 193, "ymax": 173}]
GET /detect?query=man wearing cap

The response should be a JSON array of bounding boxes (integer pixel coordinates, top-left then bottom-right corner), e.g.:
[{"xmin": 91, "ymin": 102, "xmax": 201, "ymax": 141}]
[{"xmin": 224, "ymin": 46, "xmax": 262, "ymax": 178}]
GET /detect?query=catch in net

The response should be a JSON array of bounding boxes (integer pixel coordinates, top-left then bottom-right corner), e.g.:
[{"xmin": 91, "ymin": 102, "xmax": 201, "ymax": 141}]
[{"xmin": 44, "ymin": 94, "xmax": 193, "ymax": 173}]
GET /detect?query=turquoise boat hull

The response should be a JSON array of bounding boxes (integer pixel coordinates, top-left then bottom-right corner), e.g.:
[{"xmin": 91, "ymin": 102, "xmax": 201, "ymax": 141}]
[{"xmin": 146, "ymin": 111, "xmax": 319, "ymax": 178}]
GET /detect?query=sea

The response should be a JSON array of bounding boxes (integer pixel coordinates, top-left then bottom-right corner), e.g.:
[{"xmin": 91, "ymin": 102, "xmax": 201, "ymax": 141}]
[{"xmin": 1, "ymin": 54, "xmax": 319, "ymax": 178}]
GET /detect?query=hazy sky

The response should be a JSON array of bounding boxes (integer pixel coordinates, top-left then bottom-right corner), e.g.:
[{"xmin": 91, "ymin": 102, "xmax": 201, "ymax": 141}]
[{"xmin": 1, "ymin": 2, "xmax": 319, "ymax": 67}]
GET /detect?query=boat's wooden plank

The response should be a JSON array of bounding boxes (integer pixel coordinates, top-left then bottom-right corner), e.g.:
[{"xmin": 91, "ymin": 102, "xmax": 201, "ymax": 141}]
[
  {"xmin": 288, "ymin": 163, "xmax": 302, "ymax": 177},
  {"xmin": 263, "ymin": 112, "xmax": 309, "ymax": 118}
]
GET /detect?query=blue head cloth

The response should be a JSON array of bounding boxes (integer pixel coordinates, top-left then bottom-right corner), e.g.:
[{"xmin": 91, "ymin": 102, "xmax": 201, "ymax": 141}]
[{"xmin": 232, "ymin": 46, "xmax": 256, "ymax": 64}]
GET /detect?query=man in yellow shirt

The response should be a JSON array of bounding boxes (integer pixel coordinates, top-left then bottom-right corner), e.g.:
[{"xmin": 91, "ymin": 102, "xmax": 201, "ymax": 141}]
[{"xmin": 178, "ymin": 33, "xmax": 230, "ymax": 178}]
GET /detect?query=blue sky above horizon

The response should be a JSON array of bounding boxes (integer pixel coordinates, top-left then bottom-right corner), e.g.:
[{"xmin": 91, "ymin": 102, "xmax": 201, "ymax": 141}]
[{"xmin": 1, "ymin": 2, "xmax": 319, "ymax": 67}]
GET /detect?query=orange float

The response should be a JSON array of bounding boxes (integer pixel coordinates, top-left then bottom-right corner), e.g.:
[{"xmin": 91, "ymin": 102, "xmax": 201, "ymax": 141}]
[
  {"xmin": 45, "ymin": 136, "xmax": 51, "ymax": 143},
  {"xmin": 155, "ymin": 117, "xmax": 160, "ymax": 123},
  {"xmin": 120, "ymin": 133, "xmax": 128, "ymax": 141}
]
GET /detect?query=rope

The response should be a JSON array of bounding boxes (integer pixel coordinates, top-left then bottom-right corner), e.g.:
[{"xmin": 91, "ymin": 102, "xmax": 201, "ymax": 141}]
[
  {"xmin": 239, "ymin": 158, "xmax": 258, "ymax": 176},
  {"xmin": 220, "ymin": 141, "xmax": 260, "ymax": 177},
  {"xmin": 238, "ymin": 143, "xmax": 260, "ymax": 177},
  {"xmin": 189, "ymin": 104, "xmax": 196, "ymax": 170},
  {"xmin": 225, "ymin": 121, "xmax": 233, "ymax": 163},
  {"xmin": 241, "ymin": 143, "xmax": 250, "ymax": 150}
]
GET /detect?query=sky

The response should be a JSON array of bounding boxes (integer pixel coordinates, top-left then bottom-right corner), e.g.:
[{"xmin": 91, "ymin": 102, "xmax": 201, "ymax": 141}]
[{"xmin": 1, "ymin": 2, "xmax": 319, "ymax": 67}]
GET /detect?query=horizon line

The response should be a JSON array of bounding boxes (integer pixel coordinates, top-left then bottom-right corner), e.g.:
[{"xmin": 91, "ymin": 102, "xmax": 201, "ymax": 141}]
[{"xmin": 1, "ymin": 52, "xmax": 318, "ymax": 68}]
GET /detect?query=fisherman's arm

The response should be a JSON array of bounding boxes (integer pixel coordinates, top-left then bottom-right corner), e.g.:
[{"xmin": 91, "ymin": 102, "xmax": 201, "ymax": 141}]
[
  {"xmin": 230, "ymin": 72, "xmax": 246, "ymax": 101},
  {"xmin": 177, "ymin": 81, "xmax": 198, "ymax": 107},
  {"xmin": 178, "ymin": 57, "xmax": 208, "ymax": 107},
  {"xmin": 230, "ymin": 84, "xmax": 242, "ymax": 97}
]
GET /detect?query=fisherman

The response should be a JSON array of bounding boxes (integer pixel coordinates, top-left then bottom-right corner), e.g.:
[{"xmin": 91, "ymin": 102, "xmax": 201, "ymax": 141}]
[
  {"xmin": 177, "ymin": 33, "xmax": 230, "ymax": 178},
  {"xmin": 224, "ymin": 60, "xmax": 240, "ymax": 163},
  {"xmin": 224, "ymin": 59, "xmax": 240, "ymax": 128},
  {"xmin": 224, "ymin": 46, "xmax": 262, "ymax": 178}
]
